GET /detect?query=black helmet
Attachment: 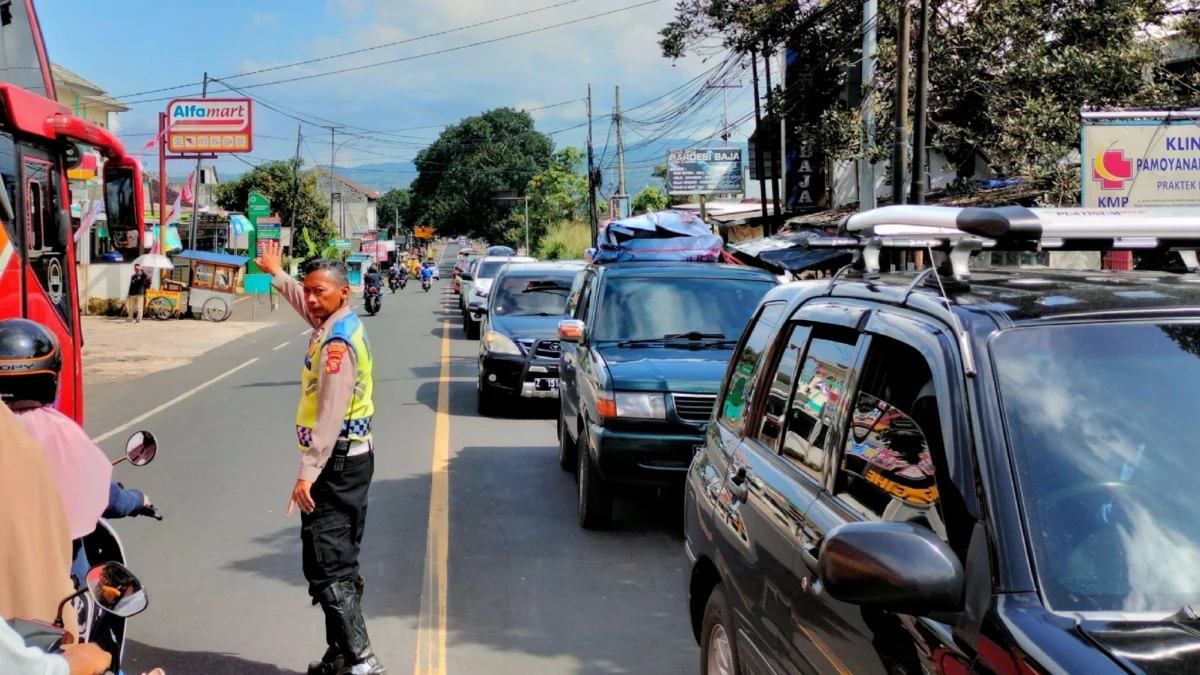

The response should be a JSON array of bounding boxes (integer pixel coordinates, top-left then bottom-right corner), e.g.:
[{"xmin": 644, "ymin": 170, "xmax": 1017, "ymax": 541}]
[{"xmin": 0, "ymin": 318, "xmax": 61, "ymax": 405}]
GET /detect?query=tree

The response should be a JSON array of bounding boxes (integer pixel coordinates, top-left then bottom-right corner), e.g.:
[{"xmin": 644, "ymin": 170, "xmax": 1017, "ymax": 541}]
[
  {"xmin": 376, "ymin": 188, "xmax": 409, "ymax": 237},
  {"xmin": 631, "ymin": 185, "xmax": 669, "ymax": 214},
  {"xmin": 405, "ymin": 108, "xmax": 554, "ymax": 245},
  {"xmin": 213, "ymin": 159, "xmax": 334, "ymax": 258},
  {"xmin": 652, "ymin": 162, "xmax": 693, "ymax": 206},
  {"xmin": 517, "ymin": 146, "xmax": 589, "ymax": 246}
]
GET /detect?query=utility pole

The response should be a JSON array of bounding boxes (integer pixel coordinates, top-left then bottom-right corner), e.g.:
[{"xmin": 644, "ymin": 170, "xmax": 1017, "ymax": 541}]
[
  {"xmin": 892, "ymin": 0, "xmax": 910, "ymax": 205},
  {"xmin": 614, "ymin": 86, "xmax": 626, "ymax": 219},
  {"xmin": 750, "ymin": 51, "xmax": 768, "ymax": 219},
  {"xmin": 288, "ymin": 122, "xmax": 302, "ymax": 261},
  {"xmin": 327, "ymin": 126, "xmax": 343, "ymax": 237},
  {"xmin": 763, "ymin": 47, "xmax": 781, "ymax": 217},
  {"xmin": 187, "ymin": 72, "xmax": 207, "ymax": 250},
  {"xmin": 859, "ymin": 0, "xmax": 878, "ymax": 211},
  {"xmin": 586, "ymin": 84, "xmax": 599, "ymax": 242},
  {"xmin": 910, "ymin": 0, "xmax": 930, "ymax": 204}
]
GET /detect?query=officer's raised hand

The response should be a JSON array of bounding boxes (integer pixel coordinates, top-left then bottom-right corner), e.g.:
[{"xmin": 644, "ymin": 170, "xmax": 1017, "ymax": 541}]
[{"xmin": 255, "ymin": 240, "xmax": 284, "ymax": 276}]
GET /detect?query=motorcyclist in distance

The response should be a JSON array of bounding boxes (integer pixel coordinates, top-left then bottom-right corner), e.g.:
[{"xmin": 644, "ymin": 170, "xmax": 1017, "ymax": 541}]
[{"xmin": 363, "ymin": 266, "xmax": 383, "ymax": 300}]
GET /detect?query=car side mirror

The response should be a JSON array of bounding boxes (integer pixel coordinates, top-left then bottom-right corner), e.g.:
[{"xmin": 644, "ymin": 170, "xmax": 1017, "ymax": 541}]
[
  {"xmin": 818, "ymin": 521, "xmax": 963, "ymax": 616},
  {"xmin": 558, "ymin": 319, "xmax": 585, "ymax": 344},
  {"xmin": 461, "ymin": 273, "xmax": 473, "ymax": 281}
]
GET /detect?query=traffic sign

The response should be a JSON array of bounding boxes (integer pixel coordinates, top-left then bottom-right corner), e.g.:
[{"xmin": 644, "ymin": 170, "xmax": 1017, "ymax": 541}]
[
  {"xmin": 167, "ymin": 98, "xmax": 253, "ymax": 154},
  {"xmin": 415, "ymin": 225, "xmax": 434, "ymax": 239}
]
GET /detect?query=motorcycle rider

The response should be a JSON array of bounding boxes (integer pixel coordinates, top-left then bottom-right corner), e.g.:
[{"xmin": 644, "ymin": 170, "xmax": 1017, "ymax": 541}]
[
  {"xmin": 0, "ymin": 319, "xmax": 151, "ymax": 587},
  {"xmin": 420, "ymin": 263, "xmax": 434, "ymax": 287},
  {"xmin": 363, "ymin": 266, "xmax": 383, "ymax": 301}
]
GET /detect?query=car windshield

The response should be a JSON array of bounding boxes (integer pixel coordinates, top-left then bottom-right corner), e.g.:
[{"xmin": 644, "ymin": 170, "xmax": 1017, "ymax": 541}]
[
  {"xmin": 993, "ymin": 322, "xmax": 1200, "ymax": 614},
  {"xmin": 477, "ymin": 260, "xmax": 508, "ymax": 278},
  {"xmin": 592, "ymin": 276, "xmax": 775, "ymax": 342},
  {"xmin": 491, "ymin": 274, "xmax": 575, "ymax": 316}
]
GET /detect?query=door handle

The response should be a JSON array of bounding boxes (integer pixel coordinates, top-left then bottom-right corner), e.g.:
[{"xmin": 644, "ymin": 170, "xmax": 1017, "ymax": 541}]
[{"xmin": 725, "ymin": 467, "xmax": 749, "ymax": 503}]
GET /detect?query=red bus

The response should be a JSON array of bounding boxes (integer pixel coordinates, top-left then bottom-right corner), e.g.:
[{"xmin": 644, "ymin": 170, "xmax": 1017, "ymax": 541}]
[{"xmin": 0, "ymin": 0, "xmax": 145, "ymax": 423}]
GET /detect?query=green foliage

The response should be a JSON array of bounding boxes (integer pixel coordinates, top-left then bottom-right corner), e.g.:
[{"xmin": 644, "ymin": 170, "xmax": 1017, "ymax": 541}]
[
  {"xmin": 213, "ymin": 159, "xmax": 333, "ymax": 258},
  {"xmin": 376, "ymin": 188, "xmax": 410, "ymax": 236},
  {"xmin": 300, "ymin": 224, "xmax": 341, "ymax": 262},
  {"xmin": 536, "ymin": 220, "xmax": 592, "ymax": 260},
  {"xmin": 631, "ymin": 185, "xmax": 669, "ymax": 214},
  {"xmin": 514, "ymin": 146, "xmax": 590, "ymax": 250},
  {"xmin": 405, "ymin": 108, "xmax": 554, "ymax": 245}
]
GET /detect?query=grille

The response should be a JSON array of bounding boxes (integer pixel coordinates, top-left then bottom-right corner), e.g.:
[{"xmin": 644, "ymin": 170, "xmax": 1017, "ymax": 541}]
[
  {"xmin": 516, "ymin": 339, "xmax": 535, "ymax": 355},
  {"xmin": 534, "ymin": 340, "xmax": 562, "ymax": 359},
  {"xmin": 672, "ymin": 393, "xmax": 717, "ymax": 424}
]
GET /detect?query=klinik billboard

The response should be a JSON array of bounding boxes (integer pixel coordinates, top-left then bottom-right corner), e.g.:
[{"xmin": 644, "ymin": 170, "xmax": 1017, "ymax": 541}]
[{"xmin": 1082, "ymin": 111, "xmax": 1200, "ymax": 208}]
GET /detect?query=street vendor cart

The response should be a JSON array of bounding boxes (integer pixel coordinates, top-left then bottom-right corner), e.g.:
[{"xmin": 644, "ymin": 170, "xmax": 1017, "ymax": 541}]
[{"xmin": 171, "ymin": 250, "xmax": 248, "ymax": 322}]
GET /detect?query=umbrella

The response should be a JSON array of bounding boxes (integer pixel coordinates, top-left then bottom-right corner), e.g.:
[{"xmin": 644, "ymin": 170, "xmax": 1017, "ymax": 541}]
[{"xmin": 133, "ymin": 254, "xmax": 175, "ymax": 270}]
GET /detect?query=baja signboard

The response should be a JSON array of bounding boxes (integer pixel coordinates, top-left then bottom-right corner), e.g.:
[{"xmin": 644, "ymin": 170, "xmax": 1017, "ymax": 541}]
[
  {"xmin": 167, "ymin": 98, "xmax": 253, "ymax": 153},
  {"xmin": 1082, "ymin": 114, "xmax": 1200, "ymax": 209}
]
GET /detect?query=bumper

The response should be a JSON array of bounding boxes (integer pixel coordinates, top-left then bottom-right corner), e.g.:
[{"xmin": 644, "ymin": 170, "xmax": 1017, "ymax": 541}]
[
  {"xmin": 466, "ymin": 300, "xmax": 485, "ymax": 322},
  {"xmin": 585, "ymin": 421, "xmax": 702, "ymax": 486},
  {"xmin": 480, "ymin": 353, "xmax": 561, "ymax": 399}
]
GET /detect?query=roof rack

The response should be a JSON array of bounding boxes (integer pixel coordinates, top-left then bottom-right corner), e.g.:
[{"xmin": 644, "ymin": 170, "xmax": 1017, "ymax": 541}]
[{"xmin": 799, "ymin": 205, "xmax": 1200, "ymax": 281}]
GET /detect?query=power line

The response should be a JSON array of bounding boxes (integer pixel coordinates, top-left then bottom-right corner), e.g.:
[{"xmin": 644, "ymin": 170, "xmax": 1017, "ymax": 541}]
[
  {"xmin": 114, "ymin": 0, "xmax": 592, "ymax": 100},
  {"xmin": 121, "ymin": 0, "xmax": 663, "ymax": 105}
]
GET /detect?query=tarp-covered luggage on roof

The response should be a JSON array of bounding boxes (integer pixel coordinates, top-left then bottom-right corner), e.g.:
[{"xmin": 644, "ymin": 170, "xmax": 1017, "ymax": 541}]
[
  {"xmin": 730, "ymin": 229, "xmax": 854, "ymax": 273},
  {"xmin": 587, "ymin": 210, "xmax": 723, "ymax": 263}
]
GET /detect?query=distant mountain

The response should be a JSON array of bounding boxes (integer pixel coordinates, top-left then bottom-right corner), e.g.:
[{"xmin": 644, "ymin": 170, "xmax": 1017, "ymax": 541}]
[{"xmin": 332, "ymin": 162, "xmax": 416, "ymax": 192}]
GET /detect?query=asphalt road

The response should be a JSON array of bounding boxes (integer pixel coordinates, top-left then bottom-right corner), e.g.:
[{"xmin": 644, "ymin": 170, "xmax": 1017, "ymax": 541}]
[{"xmin": 84, "ymin": 246, "xmax": 695, "ymax": 675}]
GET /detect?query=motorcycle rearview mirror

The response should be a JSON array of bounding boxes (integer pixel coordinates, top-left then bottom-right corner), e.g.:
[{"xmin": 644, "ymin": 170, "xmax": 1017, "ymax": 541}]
[
  {"xmin": 84, "ymin": 562, "xmax": 149, "ymax": 618},
  {"xmin": 121, "ymin": 430, "xmax": 158, "ymax": 467}
]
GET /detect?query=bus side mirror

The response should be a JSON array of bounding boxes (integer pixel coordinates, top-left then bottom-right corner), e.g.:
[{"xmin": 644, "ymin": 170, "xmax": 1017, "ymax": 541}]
[{"xmin": 102, "ymin": 162, "xmax": 144, "ymax": 234}]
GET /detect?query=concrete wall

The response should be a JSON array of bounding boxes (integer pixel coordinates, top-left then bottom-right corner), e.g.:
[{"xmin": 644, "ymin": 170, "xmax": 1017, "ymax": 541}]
[
  {"xmin": 315, "ymin": 173, "xmax": 377, "ymax": 236},
  {"xmin": 77, "ymin": 263, "xmax": 135, "ymax": 303}
]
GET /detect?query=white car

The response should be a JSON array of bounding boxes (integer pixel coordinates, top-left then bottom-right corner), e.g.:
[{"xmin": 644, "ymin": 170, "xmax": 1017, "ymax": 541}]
[
  {"xmin": 461, "ymin": 255, "xmax": 536, "ymax": 339},
  {"xmin": 421, "ymin": 261, "xmax": 440, "ymax": 280}
]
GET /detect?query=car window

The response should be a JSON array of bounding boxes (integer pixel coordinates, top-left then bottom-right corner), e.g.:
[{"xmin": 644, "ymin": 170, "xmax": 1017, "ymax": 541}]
[
  {"xmin": 832, "ymin": 335, "xmax": 945, "ymax": 539},
  {"xmin": 575, "ymin": 274, "xmax": 595, "ymax": 322},
  {"xmin": 592, "ymin": 276, "xmax": 777, "ymax": 342},
  {"xmin": 491, "ymin": 274, "xmax": 575, "ymax": 316},
  {"xmin": 719, "ymin": 302, "xmax": 785, "ymax": 437},
  {"xmin": 564, "ymin": 271, "xmax": 587, "ymax": 316},
  {"xmin": 753, "ymin": 323, "xmax": 812, "ymax": 451},
  {"xmin": 782, "ymin": 327, "xmax": 858, "ymax": 483}
]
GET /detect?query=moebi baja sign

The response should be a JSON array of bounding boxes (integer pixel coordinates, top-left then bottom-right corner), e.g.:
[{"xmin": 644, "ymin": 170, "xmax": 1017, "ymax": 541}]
[
  {"xmin": 167, "ymin": 98, "xmax": 253, "ymax": 153},
  {"xmin": 1082, "ymin": 117, "xmax": 1200, "ymax": 208}
]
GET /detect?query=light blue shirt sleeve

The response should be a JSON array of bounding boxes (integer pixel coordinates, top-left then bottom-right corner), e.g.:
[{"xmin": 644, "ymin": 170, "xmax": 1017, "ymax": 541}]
[{"xmin": 0, "ymin": 616, "xmax": 69, "ymax": 675}]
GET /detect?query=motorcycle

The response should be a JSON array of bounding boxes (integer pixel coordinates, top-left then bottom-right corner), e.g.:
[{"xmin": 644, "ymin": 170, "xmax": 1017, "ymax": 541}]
[
  {"xmin": 399, "ymin": 276, "xmax": 408, "ymax": 290},
  {"xmin": 422, "ymin": 277, "xmax": 432, "ymax": 292},
  {"xmin": 388, "ymin": 275, "xmax": 400, "ymax": 293},
  {"xmin": 76, "ymin": 431, "xmax": 162, "ymax": 674},
  {"xmin": 9, "ymin": 560, "xmax": 156, "ymax": 675},
  {"xmin": 365, "ymin": 287, "xmax": 382, "ymax": 315}
]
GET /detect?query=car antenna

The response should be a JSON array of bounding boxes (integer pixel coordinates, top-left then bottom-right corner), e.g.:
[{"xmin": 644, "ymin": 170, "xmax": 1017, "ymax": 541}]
[{"xmin": 926, "ymin": 245, "xmax": 977, "ymax": 378}]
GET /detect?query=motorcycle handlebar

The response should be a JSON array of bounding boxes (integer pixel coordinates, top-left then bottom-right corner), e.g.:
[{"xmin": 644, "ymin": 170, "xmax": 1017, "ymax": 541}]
[{"xmin": 136, "ymin": 504, "xmax": 163, "ymax": 521}]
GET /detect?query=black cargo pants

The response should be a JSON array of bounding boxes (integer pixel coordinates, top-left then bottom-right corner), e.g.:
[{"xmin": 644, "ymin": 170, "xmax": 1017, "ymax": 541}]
[{"xmin": 300, "ymin": 451, "xmax": 374, "ymax": 598}]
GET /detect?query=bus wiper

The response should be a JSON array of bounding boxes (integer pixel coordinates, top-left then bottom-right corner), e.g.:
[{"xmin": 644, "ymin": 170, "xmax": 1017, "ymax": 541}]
[{"xmin": 663, "ymin": 332, "xmax": 726, "ymax": 341}]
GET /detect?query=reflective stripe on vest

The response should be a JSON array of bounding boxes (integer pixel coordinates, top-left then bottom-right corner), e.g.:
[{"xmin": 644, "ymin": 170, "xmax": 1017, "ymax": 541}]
[{"xmin": 295, "ymin": 313, "xmax": 374, "ymax": 449}]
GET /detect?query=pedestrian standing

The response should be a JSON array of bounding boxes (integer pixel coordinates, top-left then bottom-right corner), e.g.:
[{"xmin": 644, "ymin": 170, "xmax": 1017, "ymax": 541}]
[
  {"xmin": 125, "ymin": 264, "xmax": 150, "ymax": 323},
  {"xmin": 254, "ymin": 241, "xmax": 385, "ymax": 675}
]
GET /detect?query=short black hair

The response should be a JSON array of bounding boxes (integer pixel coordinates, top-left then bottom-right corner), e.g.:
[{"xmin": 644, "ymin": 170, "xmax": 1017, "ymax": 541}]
[{"xmin": 302, "ymin": 258, "xmax": 349, "ymax": 286}]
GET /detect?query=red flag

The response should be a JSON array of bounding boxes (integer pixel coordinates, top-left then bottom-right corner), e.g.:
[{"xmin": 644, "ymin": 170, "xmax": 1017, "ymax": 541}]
[{"xmin": 181, "ymin": 170, "xmax": 194, "ymax": 205}]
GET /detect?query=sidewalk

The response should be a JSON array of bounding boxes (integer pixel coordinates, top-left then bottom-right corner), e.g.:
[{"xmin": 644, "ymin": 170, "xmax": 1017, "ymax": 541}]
[{"xmin": 81, "ymin": 316, "xmax": 274, "ymax": 382}]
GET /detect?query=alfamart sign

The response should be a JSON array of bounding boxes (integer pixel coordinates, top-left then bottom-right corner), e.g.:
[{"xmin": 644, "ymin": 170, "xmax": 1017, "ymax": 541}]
[
  {"xmin": 1082, "ymin": 115, "xmax": 1200, "ymax": 208},
  {"xmin": 166, "ymin": 98, "xmax": 253, "ymax": 153}
]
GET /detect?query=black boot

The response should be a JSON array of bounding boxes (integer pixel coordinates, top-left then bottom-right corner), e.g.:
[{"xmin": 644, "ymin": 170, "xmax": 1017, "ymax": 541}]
[
  {"xmin": 308, "ymin": 586, "xmax": 346, "ymax": 675},
  {"xmin": 334, "ymin": 578, "xmax": 386, "ymax": 675}
]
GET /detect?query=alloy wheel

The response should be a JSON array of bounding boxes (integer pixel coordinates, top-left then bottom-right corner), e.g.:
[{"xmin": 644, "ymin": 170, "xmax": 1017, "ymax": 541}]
[{"xmin": 707, "ymin": 624, "xmax": 733, "ymax": 675}]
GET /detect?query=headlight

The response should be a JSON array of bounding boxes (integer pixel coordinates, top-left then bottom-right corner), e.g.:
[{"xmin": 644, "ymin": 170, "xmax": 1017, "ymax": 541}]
[
  {"xmin": 483, "ymin": 331, "xmax": 521, "ymax": 355},
  {"xmin": 614, "ymin": 392, "xmax": 667, "ymax": 419}
]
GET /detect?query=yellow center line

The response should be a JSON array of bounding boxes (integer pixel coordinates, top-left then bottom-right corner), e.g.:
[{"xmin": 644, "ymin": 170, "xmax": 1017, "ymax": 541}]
[{"xmin": 413, "ymin": 318, "xmax": 450, "ymax": 675}]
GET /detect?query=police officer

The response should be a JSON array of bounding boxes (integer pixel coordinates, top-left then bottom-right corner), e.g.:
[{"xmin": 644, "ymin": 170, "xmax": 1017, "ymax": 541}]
[{"xmin": 255, "ymin": 242, "xmax": 384, "ymax": 675}]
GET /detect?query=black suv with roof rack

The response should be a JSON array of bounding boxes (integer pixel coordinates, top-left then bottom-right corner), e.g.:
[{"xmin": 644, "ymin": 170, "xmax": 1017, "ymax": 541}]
[{"xmin": 686, "ymin": 205, "xmax": 1200, "ymax": 675}]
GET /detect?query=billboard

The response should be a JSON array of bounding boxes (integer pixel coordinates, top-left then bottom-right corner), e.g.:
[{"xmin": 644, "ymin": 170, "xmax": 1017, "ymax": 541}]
[
  {"xmin": 414, "ymin": 225, "xmax": 434, "ymax": 239},
  {"xmin": 167, "ymin": 98, "xmax": 253, "ymax": 153},
  {"xmin": 1082, "ymin": 118, "xmax": 1200, "ymax": 208},
  {"xmin": 666, "ymin": 148, "xmax": 744, "ymax": 195}
]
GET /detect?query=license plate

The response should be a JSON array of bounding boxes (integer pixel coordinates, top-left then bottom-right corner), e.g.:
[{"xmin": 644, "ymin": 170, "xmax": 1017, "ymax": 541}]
[{"xmin": 534, "ymin": 378, "xmax": 559, "ymax": 391}]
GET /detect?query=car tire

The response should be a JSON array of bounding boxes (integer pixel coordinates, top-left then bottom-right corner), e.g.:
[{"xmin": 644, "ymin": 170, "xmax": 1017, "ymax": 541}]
[
  {"xmin": 577, "ymin": 425, "xmax": 612, "ymax": 529},
  {"xmin": 699, "ymin": 584, "xmax": 742, "ymax": 675},
  {"xmin": 558, "ymin": 409, "xmax": 576, "ymax": 473}
]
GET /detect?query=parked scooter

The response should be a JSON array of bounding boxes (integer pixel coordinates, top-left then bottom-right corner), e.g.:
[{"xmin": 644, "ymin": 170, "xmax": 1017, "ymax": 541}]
[
  {"xmin": 76, "ymin": 431, "xmax": 162, "ymax": 674},
  {"xmin": 365, "ymin": 287, "xmax": 382, "ymax": 315},
  {"xmin": 9, "ymin": 560, "xmax": 157, "ymax": 675}
]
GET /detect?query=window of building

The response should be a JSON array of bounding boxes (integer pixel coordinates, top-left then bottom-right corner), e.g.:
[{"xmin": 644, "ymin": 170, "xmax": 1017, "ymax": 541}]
[
  {"xmin": 781, "ymin": 327, "xmax": 858, "ymax": 482},
  {"xmin": 833, "ymin": 335, "xmax": 946, "ymax": 539},
  {"xmin": 718, "ymin": 302, "xmax": 784, "ymax": 437}
]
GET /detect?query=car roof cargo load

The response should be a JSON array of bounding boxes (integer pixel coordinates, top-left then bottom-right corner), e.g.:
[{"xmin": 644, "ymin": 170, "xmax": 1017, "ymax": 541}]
[{"xmin": 587, "ymin": 210, "xmax": 724, "ymax": 263}]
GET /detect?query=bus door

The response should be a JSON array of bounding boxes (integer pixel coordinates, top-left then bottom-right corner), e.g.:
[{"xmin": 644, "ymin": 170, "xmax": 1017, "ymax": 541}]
[{"xmin": 17, "ymin": 143, "xmax": 80, "ymax": 419}]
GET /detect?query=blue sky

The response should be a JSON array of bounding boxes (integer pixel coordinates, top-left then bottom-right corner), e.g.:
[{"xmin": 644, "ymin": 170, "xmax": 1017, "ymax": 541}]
[{"xmin": 40, "ymin": 1, "xmax": 751, "ymax": 182}]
